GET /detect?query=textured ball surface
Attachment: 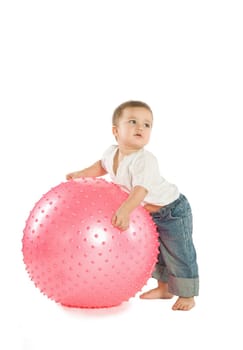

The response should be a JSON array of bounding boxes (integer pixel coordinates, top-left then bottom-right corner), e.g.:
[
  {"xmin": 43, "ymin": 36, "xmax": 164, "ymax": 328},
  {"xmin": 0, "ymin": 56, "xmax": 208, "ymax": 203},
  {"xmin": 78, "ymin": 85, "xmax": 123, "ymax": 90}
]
[{"xmin": 22, "ymin": 178, "xmax": 159, "ymax": 308}]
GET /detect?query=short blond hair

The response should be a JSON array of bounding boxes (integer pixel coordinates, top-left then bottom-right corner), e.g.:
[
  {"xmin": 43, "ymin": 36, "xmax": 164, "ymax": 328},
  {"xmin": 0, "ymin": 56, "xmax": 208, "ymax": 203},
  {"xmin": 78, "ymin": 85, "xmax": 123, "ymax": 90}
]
[{"xmin": 112, "ymin": 100, "xmax": 153, "ymax": 126}]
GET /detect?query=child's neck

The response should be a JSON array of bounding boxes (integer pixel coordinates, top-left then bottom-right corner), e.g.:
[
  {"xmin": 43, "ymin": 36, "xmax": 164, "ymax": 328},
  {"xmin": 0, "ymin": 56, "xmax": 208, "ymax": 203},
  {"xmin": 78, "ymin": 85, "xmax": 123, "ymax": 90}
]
[
  {"xmin": 113, "ymin": 146, "xmax": 142, "ymax": 175},
  {"xmin": 117, "ymin": 145, "xmax": 143, "ymax": 158}
]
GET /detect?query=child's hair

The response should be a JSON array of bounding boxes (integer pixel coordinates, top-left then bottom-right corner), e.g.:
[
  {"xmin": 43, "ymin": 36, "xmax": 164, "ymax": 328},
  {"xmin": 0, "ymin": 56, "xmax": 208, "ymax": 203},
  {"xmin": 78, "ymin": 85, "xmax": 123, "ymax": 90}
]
[{"xmin": 112, "ymin": 100, "xmax": 153, "ymax": 126}]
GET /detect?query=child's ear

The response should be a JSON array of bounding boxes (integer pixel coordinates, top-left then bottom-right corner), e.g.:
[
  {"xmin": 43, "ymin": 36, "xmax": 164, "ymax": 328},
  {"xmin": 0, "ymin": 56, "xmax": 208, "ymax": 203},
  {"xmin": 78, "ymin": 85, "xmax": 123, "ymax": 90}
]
[
  {"xmin": 112, "ymin": 125, "xmax": 118, "ymax": 141},
  {"xmin": 112, "ymin": 125, "xmax": 118, "ymax": 137}
]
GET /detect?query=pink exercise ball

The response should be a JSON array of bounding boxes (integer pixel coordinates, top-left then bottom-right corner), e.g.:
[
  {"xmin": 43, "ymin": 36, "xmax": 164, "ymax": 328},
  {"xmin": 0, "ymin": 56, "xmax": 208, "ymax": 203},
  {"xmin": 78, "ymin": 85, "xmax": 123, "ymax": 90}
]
[{"xmin": 22, "ymin": 178, "xmax": 159, "ymax": 308}]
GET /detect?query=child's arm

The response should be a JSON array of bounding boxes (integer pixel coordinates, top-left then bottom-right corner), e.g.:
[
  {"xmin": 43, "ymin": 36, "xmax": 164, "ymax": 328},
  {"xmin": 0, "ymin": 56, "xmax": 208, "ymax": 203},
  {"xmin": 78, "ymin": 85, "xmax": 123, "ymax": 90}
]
[
  {"xmin": 112, "ymin": 185, "xmax": 148, "ymax": 231},
  {"xmin": 66, "ymin": 160, "xmax": 107, "ymax": 180}
]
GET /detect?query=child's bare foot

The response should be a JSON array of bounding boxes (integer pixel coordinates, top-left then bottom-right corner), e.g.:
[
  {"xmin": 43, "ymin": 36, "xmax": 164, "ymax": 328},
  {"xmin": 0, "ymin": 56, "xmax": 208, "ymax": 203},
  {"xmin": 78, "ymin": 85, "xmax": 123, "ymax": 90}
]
[
  {"xmin": 172, "ymin": 297, "xmax": 195, "ymax": 311},
  {"xmin": 139, "ymin": 281, "xmax": 173, "ymax": 300}
]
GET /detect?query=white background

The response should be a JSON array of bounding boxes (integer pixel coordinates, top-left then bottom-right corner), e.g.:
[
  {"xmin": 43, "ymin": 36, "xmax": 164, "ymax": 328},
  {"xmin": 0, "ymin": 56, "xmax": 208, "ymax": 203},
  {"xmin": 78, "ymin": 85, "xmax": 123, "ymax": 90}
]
[{"xmin": 0, "ymin": 1, "xmax": 242, "ymax": 349}]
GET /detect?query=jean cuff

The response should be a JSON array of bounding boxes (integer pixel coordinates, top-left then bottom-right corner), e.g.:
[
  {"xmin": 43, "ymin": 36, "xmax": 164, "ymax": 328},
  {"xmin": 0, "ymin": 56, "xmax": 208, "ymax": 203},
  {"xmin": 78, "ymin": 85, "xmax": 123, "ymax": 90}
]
[{"xmin": 168, "ymin": 275, "xmax": 199, "ymax": 297}]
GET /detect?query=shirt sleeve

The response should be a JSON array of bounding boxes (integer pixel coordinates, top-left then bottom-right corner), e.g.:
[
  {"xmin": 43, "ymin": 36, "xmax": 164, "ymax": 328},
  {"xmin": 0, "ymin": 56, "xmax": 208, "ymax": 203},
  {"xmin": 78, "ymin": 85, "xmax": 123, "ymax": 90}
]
[
  {"xmin": 131, "ymin": 152, "xmax": 160, "ymax": 192},
  {"xmin": 101, "ymin": 145, "xmax": 117, "ymax": 173}
]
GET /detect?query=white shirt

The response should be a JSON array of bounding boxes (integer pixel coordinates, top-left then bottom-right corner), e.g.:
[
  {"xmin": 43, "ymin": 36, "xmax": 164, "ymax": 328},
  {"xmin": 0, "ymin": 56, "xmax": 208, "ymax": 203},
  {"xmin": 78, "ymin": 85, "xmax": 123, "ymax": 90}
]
[{"xmin": 101, "ymin": 145, "xmax": 179, "ymax": 206}]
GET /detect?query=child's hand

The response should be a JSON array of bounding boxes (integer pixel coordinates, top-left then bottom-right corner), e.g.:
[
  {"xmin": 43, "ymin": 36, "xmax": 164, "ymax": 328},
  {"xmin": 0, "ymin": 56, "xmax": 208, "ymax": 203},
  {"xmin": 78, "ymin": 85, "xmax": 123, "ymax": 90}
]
[
  {"xmin": 66, "ymin": 171, "xmax": 80, "ymax": 180},
  {"xmin": 112, "ymin": 208, "xmax": 130, "ymax": 231}
]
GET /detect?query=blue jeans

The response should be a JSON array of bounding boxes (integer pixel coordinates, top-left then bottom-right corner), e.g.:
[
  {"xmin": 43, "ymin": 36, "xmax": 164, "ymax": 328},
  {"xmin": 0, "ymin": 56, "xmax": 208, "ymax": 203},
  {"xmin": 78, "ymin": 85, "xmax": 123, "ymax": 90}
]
[{"xmin": 150, "ymin": 194, "xmax": 199, "ymax": 297}]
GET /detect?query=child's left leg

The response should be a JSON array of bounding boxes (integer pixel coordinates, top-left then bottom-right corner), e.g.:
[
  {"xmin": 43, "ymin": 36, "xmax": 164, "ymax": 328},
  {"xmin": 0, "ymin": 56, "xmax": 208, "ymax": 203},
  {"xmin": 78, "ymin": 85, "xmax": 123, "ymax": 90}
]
[
  {"xmin": 141, "ymin": 194, "xmax": 199, "ymax": 311},
  {"xmin": 140, "ymin": 280, "xmax": 173, "ymax": 300}
]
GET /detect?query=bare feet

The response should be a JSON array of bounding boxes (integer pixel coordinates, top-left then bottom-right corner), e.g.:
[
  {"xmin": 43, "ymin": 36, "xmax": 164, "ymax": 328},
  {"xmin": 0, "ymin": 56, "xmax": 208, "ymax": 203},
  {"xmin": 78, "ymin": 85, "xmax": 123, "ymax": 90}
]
[
  {"xmin": 139, "ymin": 281, "xmax": 173, "ymax": 300},
  {"xmin": 140, "ymin": 281, "xmax": 195, "ymax": 311},
  {"xmin": 172, "ymin": 297, "xmax": 195, "ymax": 311}
]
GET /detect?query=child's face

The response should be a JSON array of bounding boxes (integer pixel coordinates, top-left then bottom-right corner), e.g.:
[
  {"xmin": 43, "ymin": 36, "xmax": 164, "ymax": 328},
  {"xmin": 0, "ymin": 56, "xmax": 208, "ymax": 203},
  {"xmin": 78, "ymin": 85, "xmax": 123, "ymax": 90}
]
[{"xmin": 112, "ymin": 107, "xmax": 153, "ymax": 150}]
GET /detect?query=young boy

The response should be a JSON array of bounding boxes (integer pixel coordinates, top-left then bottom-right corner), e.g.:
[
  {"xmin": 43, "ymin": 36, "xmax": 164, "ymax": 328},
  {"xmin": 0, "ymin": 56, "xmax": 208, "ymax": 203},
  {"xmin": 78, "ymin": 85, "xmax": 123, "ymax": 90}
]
[{"xmin": 66, "ymin": 100, "xmax": 199, "ymax": 311}]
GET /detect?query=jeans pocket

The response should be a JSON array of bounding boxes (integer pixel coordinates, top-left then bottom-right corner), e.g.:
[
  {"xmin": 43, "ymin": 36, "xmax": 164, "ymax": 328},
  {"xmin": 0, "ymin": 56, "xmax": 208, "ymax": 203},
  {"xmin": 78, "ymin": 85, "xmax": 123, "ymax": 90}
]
[
  {"xmin": 170, "ymin": 197, "xmax": 191, "ymax": 220},
  {"xmin": 151, "ymin": 208, "xmax": 171, "ymax": 222}
]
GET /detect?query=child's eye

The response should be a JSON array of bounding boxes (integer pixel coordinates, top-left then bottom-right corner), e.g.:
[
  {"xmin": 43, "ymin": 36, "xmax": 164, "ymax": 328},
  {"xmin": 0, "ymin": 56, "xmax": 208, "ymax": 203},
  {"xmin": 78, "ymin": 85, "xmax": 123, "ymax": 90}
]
[
  {"xmin": 144, "ymin": 123, "xmax": 151, "ymax": 128},
  {"xmin": 128, "ymin": 119, "xmax": 136, "ymax": 124}
]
